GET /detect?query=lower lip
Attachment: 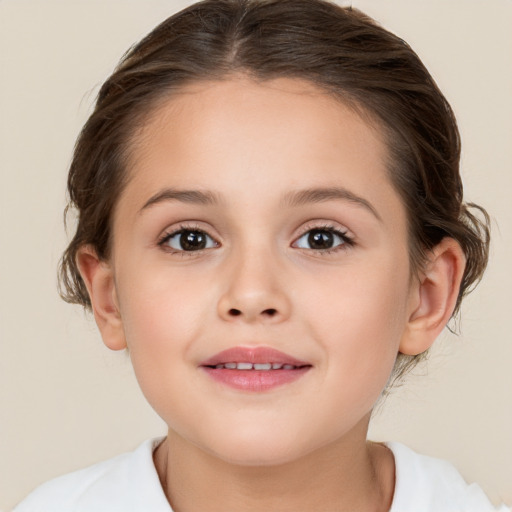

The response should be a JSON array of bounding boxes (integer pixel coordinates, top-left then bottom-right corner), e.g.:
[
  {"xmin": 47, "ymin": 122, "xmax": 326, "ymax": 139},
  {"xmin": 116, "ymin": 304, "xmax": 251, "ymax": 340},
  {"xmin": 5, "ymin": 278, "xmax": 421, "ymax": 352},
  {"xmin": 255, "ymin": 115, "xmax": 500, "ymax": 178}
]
[{"xmin": 201, "ymin": 367, "xmax": 311, "ymax": 392}]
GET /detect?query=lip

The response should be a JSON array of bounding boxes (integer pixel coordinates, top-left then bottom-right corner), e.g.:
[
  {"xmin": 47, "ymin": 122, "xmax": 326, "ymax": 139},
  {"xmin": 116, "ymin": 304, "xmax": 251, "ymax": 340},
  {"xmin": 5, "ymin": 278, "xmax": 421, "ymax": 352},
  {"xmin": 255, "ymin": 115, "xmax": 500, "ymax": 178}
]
[
  {"xmin": 199, "ymin": 346, "xmax": 312, "ymax": 392},
  {"xmin": 200, "ymin": 346, "xmax": 310, "ymax": 367}
]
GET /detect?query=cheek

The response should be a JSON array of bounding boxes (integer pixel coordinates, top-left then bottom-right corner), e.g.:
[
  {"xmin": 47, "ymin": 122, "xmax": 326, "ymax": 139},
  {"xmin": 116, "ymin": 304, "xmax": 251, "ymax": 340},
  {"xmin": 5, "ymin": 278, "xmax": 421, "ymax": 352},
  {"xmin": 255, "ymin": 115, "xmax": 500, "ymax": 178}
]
[
  {"xmin": 313, "ymin": 280, "xmax": 408, "ymax": 429},
  {"xmin": 301, "ymin": 255, "xmax": 410, "ymax": 382},
  {"xmin": 115, "ymin": 267, "xmax": 213, "ymax": 400},
  {"xmin": 119, "ymin": 264, "xmax": 210, "ymax": 342}
]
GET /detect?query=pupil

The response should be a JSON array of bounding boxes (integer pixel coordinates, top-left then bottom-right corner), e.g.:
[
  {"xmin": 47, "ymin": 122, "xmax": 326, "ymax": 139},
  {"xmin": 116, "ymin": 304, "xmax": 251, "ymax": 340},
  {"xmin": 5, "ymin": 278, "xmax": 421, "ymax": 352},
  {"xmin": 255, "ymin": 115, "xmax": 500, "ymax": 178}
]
[
  {"xmin": 308, "ymin": 230, "xmax": 333, "ymax": 249},
  {"xmin": 180, "ymin": 231, "xmax": 206, "ymax": 251}
]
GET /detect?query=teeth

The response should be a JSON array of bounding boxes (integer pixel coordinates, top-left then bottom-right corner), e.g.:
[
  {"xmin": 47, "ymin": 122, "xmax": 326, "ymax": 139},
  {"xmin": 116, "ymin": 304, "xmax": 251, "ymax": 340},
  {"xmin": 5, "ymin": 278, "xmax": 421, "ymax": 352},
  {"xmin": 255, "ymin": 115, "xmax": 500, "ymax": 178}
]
[
  {"xmin": 236, "ymin": 362, "xmax": 253, "ymax": 370},
  {"xmin": 212, "ymin": 362, "xmax": 298, "ymax": 370},
  {"xmin": 253, "ymin": 363, "xmax": 272, "ymax": 370}
]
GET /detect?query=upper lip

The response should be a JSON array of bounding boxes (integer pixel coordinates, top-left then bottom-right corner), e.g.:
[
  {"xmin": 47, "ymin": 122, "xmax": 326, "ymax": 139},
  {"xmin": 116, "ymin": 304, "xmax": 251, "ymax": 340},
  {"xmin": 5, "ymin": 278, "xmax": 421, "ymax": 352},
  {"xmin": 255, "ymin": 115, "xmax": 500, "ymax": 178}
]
[{"xmin": 200, "ymin": 346, "xmax": 311, "ymax": 367}]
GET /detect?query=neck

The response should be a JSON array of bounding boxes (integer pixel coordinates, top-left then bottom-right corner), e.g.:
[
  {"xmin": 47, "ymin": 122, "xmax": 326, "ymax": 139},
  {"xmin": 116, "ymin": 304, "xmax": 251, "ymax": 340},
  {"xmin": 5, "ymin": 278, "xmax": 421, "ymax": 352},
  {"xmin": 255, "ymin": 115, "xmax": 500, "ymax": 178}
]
[{"xmin": 153, "ymin": 419, "xmax": 395, "ymax": 512}]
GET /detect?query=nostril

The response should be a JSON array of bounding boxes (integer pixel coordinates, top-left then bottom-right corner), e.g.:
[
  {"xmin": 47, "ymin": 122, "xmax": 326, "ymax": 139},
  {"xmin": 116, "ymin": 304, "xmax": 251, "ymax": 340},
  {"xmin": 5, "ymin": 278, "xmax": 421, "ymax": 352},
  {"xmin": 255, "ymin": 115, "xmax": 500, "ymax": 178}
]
[{"xmin": 226, "ymin": 308, "xmax": 278, "ymax": 318}]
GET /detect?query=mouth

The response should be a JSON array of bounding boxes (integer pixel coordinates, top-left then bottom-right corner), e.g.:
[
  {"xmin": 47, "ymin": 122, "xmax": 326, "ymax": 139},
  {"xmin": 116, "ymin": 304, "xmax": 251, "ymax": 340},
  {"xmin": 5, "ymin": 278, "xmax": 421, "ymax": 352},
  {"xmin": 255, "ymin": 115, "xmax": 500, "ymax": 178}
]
[
  {"xmin": 205, "ymin": 362, "xmax": 305, "ymax": 370},
  {"xmin": 199, "ymin": 346, "xmax": 312, "ymax": 392}
]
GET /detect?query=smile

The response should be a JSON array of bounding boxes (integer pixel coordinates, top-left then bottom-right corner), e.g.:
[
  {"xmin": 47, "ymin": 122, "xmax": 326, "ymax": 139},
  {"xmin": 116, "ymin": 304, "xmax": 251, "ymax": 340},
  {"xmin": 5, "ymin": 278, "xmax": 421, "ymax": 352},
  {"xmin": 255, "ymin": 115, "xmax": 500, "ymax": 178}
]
[
  {"xmin": 207, "ymin": 362, "xmax": 302, "ymax": 370},
  {"xmin": 200, "ymin": 346, "xmax": 312, "ymax": 391}
]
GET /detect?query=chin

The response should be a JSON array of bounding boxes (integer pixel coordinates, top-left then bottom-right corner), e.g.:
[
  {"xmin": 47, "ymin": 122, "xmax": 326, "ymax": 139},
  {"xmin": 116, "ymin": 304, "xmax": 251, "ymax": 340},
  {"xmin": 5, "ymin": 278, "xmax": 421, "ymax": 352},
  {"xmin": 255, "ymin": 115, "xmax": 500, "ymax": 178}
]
[
  {"xmin": 213, "ymin": 443, "xmax": 304, "ymax": 467},
  {"xmin": 197, "ymin": 424, "xmax": 319, "ymax": 467}
]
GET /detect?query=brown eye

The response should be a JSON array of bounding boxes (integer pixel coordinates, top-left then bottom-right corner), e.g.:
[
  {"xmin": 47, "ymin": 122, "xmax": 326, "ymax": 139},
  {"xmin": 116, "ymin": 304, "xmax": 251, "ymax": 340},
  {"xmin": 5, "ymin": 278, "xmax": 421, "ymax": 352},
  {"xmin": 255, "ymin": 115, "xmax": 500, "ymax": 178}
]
[
  {"xmin": 308, "ymin": 230, "xmax": 334, "ymax": 249},
  {"xmin": 294, "ymin": 228, "xmax": 350, "ymax": 251},
  {"xmin": 164, "ymin": 229, "xmax": 216, "ymax": 251}
]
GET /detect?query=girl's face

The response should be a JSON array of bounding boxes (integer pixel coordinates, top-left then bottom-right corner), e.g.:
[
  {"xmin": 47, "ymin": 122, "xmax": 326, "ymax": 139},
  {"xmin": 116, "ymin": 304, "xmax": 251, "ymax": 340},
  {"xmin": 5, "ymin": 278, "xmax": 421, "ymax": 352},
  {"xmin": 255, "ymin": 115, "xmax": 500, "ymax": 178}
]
[{"xmin": 109, "ymin": 77, "xmax": 417, "ymax": 465}]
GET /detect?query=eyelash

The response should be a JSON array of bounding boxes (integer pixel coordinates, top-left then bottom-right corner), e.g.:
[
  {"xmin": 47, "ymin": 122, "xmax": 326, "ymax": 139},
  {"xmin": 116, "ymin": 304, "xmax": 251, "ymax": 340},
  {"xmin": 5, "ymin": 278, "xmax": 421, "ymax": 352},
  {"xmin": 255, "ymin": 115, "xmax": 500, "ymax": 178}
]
[
  {"xmin": 157, "ymin": 223, "xmax": 354, "ymax": 255},
  {"xmin": 157, "ymin": 224, "xmax": 218, "ymax": 255},
  {"xmin": 293, "ymin": 224, "xmax": 354, "ymax": 255}
]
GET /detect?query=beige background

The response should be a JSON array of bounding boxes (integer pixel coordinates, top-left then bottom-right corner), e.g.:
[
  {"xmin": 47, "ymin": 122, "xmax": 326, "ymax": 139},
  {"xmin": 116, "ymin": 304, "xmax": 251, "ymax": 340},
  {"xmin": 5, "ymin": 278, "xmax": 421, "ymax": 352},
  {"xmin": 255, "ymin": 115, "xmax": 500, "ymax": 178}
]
[{"xmin": 1, "ymin": 0, "xmax": 511, "ymax": 509}]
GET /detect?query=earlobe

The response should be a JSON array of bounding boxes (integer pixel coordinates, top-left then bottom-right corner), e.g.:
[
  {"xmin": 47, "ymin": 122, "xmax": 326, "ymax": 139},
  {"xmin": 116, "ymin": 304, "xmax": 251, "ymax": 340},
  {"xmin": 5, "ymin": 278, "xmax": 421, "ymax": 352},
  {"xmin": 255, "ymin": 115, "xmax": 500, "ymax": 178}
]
[
  {"xmin": 399, "ymin": 238, "xmax": 466, "ymax": 356},
  {"xmin": 76, "ymin": 246, "xmax": 127, "ymax": 351}
]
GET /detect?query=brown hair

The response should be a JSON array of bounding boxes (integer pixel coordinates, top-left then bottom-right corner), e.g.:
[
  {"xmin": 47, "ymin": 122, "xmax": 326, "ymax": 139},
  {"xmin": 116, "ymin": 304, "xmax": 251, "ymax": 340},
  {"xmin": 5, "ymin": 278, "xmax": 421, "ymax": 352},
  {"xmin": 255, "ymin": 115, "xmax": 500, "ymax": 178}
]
[{"xmin": 59, "ymin": 0, "xmax": 490, "ymax": 379}]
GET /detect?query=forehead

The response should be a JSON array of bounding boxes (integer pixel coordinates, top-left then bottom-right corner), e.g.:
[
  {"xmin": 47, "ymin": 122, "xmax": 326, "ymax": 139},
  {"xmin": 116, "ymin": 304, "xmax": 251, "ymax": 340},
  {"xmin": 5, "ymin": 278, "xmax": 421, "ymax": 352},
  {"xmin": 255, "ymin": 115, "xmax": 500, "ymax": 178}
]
[{"xmin": 119, "ymin": 76, "xmax": 402, "ymax": 223}]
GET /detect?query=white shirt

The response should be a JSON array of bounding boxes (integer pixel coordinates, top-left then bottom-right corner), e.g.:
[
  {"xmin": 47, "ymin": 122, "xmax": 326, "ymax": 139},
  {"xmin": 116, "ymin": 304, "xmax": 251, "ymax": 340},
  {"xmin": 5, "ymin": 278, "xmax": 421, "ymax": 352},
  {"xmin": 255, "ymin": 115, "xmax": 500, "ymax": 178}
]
[{"xmin": 13, "ymin": 438, "xmax": 510, "ymax": 512}]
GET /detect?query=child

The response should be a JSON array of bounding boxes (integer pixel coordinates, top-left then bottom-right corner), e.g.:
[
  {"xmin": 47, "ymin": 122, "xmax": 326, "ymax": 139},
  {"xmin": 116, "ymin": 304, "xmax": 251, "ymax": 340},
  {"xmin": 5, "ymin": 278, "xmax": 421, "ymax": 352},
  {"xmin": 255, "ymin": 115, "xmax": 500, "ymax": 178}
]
[{"xmin": 12, "ymin": 0, "xmax": 509, "ymax": 511}]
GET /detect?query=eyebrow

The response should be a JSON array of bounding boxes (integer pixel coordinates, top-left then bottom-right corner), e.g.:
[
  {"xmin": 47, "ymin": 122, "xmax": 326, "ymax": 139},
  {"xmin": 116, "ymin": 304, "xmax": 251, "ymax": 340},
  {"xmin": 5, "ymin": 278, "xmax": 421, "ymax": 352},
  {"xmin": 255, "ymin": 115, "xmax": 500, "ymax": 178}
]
[
  {"xmin": 283, "ymin": 187, "xmax": 382, "ymax": 222},
  {"xmin": 140, "ymin": 188, "xmax": 220, "ymax": 212},
  {"xmin": 140, "ymin": 186, "xmax": 381, "ymax": 221}
]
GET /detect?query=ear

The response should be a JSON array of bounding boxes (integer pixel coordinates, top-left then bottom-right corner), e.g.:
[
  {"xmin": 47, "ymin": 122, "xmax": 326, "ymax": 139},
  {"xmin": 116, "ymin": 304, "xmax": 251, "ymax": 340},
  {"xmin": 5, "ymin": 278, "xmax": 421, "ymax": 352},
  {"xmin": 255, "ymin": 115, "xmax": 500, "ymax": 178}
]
[
  {"xmin": 76, "ymin": 245, "xmax": 127, "ymax": 351},
  {"xmin": 399, "ymin": 238, "xmax": 466, "ymax": 356}
]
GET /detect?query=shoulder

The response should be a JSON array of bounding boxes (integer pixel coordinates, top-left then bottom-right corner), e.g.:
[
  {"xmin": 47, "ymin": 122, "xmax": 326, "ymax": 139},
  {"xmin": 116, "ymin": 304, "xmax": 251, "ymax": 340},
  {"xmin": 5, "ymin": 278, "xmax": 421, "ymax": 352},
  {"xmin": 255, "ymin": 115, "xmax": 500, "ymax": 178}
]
[
  {"xmin": 12, "ymin": 437, "xmax": 171, "ymax": 512},
  {"xmin": 387, "ymin": 442, "xmax": 510, "ymax": 512}
]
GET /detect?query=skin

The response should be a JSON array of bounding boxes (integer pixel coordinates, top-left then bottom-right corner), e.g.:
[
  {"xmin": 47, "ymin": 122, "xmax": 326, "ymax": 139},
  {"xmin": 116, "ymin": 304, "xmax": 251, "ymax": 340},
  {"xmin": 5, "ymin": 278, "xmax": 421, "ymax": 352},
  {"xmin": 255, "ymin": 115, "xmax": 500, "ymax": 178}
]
[{"xmin": 78, "ymin": 76, "xmax": 465, "ymax": 512}]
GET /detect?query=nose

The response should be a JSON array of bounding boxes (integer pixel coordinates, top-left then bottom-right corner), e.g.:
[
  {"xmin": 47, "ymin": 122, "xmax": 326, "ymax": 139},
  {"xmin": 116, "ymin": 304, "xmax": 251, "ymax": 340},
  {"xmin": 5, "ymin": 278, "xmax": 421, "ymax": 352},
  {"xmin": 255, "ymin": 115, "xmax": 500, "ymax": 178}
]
[{"xmin": 217, "ymin": 249, "xmax": 291, "ymax": 324}]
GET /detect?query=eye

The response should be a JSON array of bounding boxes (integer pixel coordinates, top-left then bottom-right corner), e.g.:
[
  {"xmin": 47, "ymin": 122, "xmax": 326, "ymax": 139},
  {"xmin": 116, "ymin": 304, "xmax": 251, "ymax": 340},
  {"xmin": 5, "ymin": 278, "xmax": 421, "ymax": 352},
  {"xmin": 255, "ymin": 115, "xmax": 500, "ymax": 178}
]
[
  {"xmin": 293, "ymin": 228, "xmax": 351, "ymax": 251},
  {"xmin": 161, "ymin": 229, "xmax": 218, "ymax": 252}
]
